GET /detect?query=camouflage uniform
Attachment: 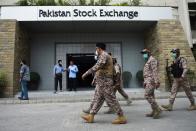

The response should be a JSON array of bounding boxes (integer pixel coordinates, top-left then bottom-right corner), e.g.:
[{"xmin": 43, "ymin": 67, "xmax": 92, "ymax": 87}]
[
  {"xmin": 169, "ymin": 57, "xmax": 195, "ymax": 105},
  {"xmin": 113, "ymin": 63, "xmax": 129, "ymax": 99},
  {"xmin": 85, "ymin": 73, "xmax": 101, "ymax": 112},
  {"xmin": 143, "ymin": 56, "xmax": 159, "ymax": 110},
  {"xmin": 85, "ymin": 63, "xmax": 130, "ymax": 113},
  {"xmin": 83, "ymin": 51, "xmax": 123, "ymax": 116}
]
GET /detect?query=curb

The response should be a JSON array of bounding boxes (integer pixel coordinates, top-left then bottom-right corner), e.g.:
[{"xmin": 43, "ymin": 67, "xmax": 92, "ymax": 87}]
[{"xmin": 0, "ymin": 94, "xmax": 195, "ymax": 105}]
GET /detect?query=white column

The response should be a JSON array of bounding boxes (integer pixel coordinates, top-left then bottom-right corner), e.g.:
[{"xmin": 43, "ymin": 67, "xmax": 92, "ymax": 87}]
[{"xmin": 178, "ymin": 0, "xmax": 193, "ymax": 47}]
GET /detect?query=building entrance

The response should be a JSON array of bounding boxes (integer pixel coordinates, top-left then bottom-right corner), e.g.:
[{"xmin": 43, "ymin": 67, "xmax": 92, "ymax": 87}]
[{"xmin": 67, "ymin": 53, "xmax": 96, "ymax": 89}]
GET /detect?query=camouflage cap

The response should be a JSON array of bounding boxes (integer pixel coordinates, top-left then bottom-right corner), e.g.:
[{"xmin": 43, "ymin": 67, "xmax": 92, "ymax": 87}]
[{"xmin": 171, "ymin": 48, "xmax": 180, "ymax": 53}]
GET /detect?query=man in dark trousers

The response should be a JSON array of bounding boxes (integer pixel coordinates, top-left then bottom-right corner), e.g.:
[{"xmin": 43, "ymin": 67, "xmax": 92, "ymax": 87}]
[
  {"xmin": 68, "ymin": 60, "xmax": 78, "ymax": 91},
  {"xmin": 53, "ymin": 60, "xmax": 65, "ymax": 93}
]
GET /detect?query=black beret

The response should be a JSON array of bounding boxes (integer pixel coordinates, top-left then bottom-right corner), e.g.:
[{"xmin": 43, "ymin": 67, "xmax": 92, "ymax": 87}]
[{"xmin": 96, "ymin": 43, "xmax": 106, "ymax": 50}]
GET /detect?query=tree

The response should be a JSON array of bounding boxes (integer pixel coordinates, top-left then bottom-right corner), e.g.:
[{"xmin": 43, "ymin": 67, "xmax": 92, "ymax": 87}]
[
  {"xmin": 36, "ymin": 0, "xmax": 56, "ymax": 6},
  {"xmin": 112, "ymin": 2, "xmax": 129, "ymax": 6},
  {"xmin": 130, "ymin": 0, "xmax": 141, "ymax": 6},
  {"xmin": 16, "ymin": 0, "xmax": 29, "ymax": 6},
  {"xmin": 58, "ymin": 0, "xmax": 72, "ymax": 5},
  {"xmin": 16, "ymin": 0, "xmax": 139, "ymax": 6},
  {"xmin": 88, "ymin": 0, "xmax": 95, "ymax": 5},
  {"xmin": 27, "ymin": 0, "xmax": 36, "ymax": 5},
  {"xmin": 96, "ymin": 0, "xmax": 111, "ymax": 6},
  {"xmin": 78, "ymin": 0, "xmax": 87, "ymax": 5}
]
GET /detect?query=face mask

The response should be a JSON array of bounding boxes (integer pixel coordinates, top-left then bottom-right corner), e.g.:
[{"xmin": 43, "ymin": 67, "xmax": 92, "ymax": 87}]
[
  {"xmin": 143, "ymin": 53, "xmax": 148, "ymax": 60},
  {"xmin": 171, "ymin": 53, "xmax": 177, "ymax": 60},
  {"xmin": 95, "ymin": 50, "xmax": 98, "ymax": 56},
  {"xmin": 94, "ymin": 55, "xmax": 98, "ymax": 60},
  {"xmin": 59, "ymin": 63, "xmax": 62, "ymax": 67}
]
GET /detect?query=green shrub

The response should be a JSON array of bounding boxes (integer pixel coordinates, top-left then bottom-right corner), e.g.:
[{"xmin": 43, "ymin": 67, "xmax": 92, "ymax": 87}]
[
  {"xmin": 16, "ymin": 0, "xmax": 141, "ymax": 6},
  {"xmin": 29, "ymin": 72, "xmax": 40, "ymax": 90},
  {"xmin": 0, "ymin": 71, "xmax": 7, "ymax": 88},
  {"xmin": 0, "ymin": 71, "xmax": 7, "ymax": 97},
  {"xmin": 130, "ymin": 0, "xmax": 141, "ymax": 6},
  {"xmin": 122, "ymin": 71, "xmax": 132, "ymax": 88},
  {"xmin": 30, "ymin": 72, "xmax": 40, "ymax": 83},
  {"xmin": 187, "ymin": 69, "xmax": 196, "ymax": 91},
  {"xmin": 136, "ymin": 70, "xmax": 143, "ymax": 86},
  {"xmin": 16, "ymin": 0, "xmax": 29, "ymax": 6}
]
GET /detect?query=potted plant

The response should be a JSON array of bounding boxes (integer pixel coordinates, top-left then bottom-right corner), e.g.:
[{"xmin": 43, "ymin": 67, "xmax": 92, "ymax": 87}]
[
  {"xmin": 0, "ymin": 71, "xmax": 7, "ymax": 97},
  {"xmin": 187, "ymin": 70, "xmax": 196, "ymax": 91},
  {"xmin": 136, "ymin": 70, "xmax": 144, "ymax": 87},
  {"xmin": 122, "ymin": 71, "xmax": 132, "ymax": 88},
  {"xmin": 29, "ymin": 72, "xmax": 40, "ymax": 90}
]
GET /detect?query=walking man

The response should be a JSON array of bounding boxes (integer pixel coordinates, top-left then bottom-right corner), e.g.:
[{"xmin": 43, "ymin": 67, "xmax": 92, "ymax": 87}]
[
  {"xmin": 18, "ymin": 60, "xmax": 30, "ymax": 100},
  {"xmin": 105, "ymin": 58, "xmax": 132, "ymax": 113},
  {"xmin": 81, "ymin": 43, "xmax": 127, "ymax": 124},
  {"xmin": 162, "ymin": 48, "xmax": 196, "ymax": 111},
  {"xmin": 141, "ymin": 49, "xmax": 162, "ymax": 119},
  {"xmin": 53, "ymin": 60, "xmax": 65, "ymax": 93},
  {"xmin": 83, "ymin": 58, "xmax": 132, "ymax": 114}
]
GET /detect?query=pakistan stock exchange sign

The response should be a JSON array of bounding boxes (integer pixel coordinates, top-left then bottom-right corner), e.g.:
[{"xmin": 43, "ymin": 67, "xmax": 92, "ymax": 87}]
[
  {"xmin": 38, "ymin": 7, "xmax": 139, "ymax": 21},
  {"xmin": 1, "ymin": 6, "xmax": 172, "ymax": 21}
]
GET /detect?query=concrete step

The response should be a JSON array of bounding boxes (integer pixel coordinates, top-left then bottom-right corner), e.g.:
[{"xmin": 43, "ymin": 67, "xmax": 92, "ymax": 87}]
[{"xmin": 0, "ymin": 89, "xmax": 196, "ymax": 104}]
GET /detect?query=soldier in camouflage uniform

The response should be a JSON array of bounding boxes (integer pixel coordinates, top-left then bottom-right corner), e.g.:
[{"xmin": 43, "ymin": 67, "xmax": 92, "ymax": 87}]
[
  {"xmin": 105, "ymin": 58, "xmax": 132, "ymax": 114},
  {"xmin": 162, "ymin": 48, "xmax": 196, "ymax": 111},
  {"xmin": 83, "ymin": 58, "xmax": 132, "ymax": 114},
  {"xmin": 82, "ymin": 55, "xmax": 101, "ymax": 114},
  {"xmin": 141, "ymin": 49, "xmax": 162, "ymax": 119},
  {"xmin": 81, "ymin": 43, "xmax": 127, "ymax": 124}
]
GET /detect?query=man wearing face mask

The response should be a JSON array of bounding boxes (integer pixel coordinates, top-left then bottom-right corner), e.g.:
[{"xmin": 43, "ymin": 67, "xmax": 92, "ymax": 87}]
[
  {"xmin": 82, "ymin": 52, "xmax": 100, "ymax": 114},
  {"xmin": 18, "ymin": 60, "xmax": 30, "ymax": 100},
  {"xmin": 83, "ymin": 57, "xmax": 132, "ymax": 114},
  {"xmin": 162, "ymin": 48, "xmax": 196, "ymax": 111},
  {"xmin": 104, "ymin": 58, "xmax": 132, "ymax": 114},
  {"xmin": 53, "ymin": 60, "xmax": 65, "ymax": 93},
  {"xmin": 81, "ymin": 43, "xmax": 127, "ymax": 124},
  {"xmin": 109, "ymin": 53, "xmax": 132, "ymax": 106},
  {"xmin": 141, "ymin": 49, "xmax": 162, "ymax": 119}
]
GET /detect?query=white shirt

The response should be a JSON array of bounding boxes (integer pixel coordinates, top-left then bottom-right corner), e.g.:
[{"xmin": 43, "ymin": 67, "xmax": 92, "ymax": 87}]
[{"xmin": 68, "ymin": 65, "xmax": 78, "ymax": 78}]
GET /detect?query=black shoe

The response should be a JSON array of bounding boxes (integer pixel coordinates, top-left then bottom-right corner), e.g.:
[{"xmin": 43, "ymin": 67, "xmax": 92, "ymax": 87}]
[
  {"xmin": 18, "ymin": 97, "xmax": 22, "ymax": 100},
  {"xmin": 22, "ymin": 98, "xmax": 29, "ymax": 100}
]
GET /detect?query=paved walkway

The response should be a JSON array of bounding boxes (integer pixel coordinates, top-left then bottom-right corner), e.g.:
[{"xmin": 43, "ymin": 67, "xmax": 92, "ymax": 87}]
[
  {"xmin": 0, "ymin": 98, "xmax": 196, "ymax": 131},
  {"xmin": 0, "ymin": 88, "xmax": 196, "ymax": 104}
]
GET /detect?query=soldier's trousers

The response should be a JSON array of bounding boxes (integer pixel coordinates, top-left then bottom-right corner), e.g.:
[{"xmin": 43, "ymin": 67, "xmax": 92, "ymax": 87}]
[
  {"xmin": 144, "ymin": 83, "xmax": 159, "ymax": 110},
  {"xmin": 114, "ymin": 85, "xmax": 129, "ymax": 100},
  {"xmin": 88, "ymin": 86, "xmax": 102, "ymax": 111},
  {"xmin": 87, "ymin": 85, "xmax": 129, "ymax": 111},
  {"xmin": 90, "ymin": 77, "xmax": 124, "ymax": 116},
  {"xmin": 169, "ymin": 78, "xmax": 195, "ymax": 105}
]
